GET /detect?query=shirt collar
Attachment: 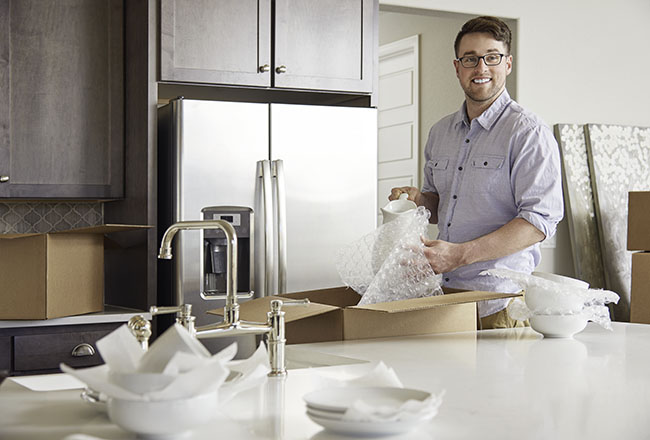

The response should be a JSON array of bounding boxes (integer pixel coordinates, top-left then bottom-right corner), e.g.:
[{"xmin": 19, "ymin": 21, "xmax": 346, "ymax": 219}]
[{"xmin": 453, "ymin": 89, "xmax": 512, "ymax": 130}]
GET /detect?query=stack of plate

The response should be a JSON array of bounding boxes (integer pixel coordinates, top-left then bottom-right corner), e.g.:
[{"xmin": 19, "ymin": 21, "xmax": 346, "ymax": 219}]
[{"xmin": 303, "ymin": 386, "xmax": 434, "ymax": 436}]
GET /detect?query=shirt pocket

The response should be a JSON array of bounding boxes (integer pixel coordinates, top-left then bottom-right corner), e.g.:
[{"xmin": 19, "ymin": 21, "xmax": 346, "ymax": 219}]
[
  {"xmin": 469, "ymin": 154, "xmax": 507, "ymax": 194},
  {"xmin": 425, "ymin": 157, "xmax": 451, "ymax": 192},
  {"xmin": 471, "ymin": 154, "xmax": 505, "ymax": 169}
]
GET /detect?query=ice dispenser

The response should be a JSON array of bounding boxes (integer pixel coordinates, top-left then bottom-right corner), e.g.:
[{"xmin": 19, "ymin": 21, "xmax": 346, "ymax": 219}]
[{"xmin": 201, "ymin": 206, "xmax": 254, "ymax": 297}]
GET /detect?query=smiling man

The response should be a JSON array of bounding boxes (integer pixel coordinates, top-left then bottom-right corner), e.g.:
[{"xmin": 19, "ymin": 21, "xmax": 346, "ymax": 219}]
[{"xmin": 389, "ymin": 16, "xmax": 564, "ymax": 329}]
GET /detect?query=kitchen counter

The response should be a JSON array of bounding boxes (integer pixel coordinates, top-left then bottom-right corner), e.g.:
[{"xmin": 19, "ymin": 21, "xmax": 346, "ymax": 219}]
[
  {"xmin": 0, "ymin": 306, "xmax": 152, "ymax": 329},
  {"xmin": 1, "ymin": 322, "xmax": 649, "ymax": 439}
]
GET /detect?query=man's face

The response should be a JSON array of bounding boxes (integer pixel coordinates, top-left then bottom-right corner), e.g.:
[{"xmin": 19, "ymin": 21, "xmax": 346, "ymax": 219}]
[{"xmin": 454, "ymin": 32, "xmax": 512, "ymax": 107}]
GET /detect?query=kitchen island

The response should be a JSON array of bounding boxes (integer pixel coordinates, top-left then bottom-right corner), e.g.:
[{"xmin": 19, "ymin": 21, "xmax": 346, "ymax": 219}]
[{"xmin": 1, "ymin": 322, "xmax": 649, "ymax": 439}]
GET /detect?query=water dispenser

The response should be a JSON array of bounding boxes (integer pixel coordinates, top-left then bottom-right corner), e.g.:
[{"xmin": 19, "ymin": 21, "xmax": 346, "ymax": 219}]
[{"xmin": 201, "ymin": 206, "xmax": 253, "ymax": 297}]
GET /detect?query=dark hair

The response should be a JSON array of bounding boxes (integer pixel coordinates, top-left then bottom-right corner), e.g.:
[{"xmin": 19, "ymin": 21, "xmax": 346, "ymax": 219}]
[{"xmin": 454, "ymin": 16, "xmax": 512, "ymax": 57}]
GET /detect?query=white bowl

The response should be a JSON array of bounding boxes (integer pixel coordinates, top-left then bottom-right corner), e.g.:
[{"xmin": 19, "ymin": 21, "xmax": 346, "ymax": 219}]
[
  {"xmin": 525, "ymin": 287, "xmax": 585, "ymax": 314},
  {"xmin": 107, "ymin": 391, "xmax": 219, "ymax": 438},
  {"xmin": 529, "ymin": 314, "xmax": 588, "ymax": 338},
  {"xmin": 531, "ymin": 272, "xmax": 589, "ymax": 289},
  {"xmin": 108, "ymin": 371, "xmax": 175, "ymax": 395},
  {"xmin": 526, "ymin": 272, "xmax": 589, "ymax": 314}
]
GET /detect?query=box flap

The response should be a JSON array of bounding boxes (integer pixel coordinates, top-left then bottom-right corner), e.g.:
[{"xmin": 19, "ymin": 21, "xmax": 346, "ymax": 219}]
[
  {"xmin": 53, "ymin": 224, "xmax": 152, "ymax": 235},
  {"xmin": 0, "ymin": 225, "xmax": 151, "ymax": 239},
  {"xmin": 0, "ymin": 233, "xmax": 42, "ymax": 239},
  {"xmin": 350, "ymin": 290, "xmax": 522, "ymax": 313},
  {"xmin": 208, "ymin": 295, "xmax": 340, "ymax": 322}
]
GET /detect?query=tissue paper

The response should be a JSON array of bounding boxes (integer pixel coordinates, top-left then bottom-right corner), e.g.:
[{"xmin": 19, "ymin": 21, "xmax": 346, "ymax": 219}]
[
  {"xmin": 342, "ymin": 390, "xmax": 445, "ymax": 423},
  {"xmin": 61, "ymin": 323, "xmax": 271, "ymax": 402}
]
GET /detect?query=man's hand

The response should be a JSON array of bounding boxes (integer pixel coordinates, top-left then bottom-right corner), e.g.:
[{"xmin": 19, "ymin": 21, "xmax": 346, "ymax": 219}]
[
  {"xmin": 389, "ymin": 186, "xmax": 421, "ymax": 202},
  {"xmin": 420, "ymin": 237, "xmax": 467, "ymax": 274},
  {"xmin": 420, "ymin": 218, "xmax": 545, "ymax": 274}
]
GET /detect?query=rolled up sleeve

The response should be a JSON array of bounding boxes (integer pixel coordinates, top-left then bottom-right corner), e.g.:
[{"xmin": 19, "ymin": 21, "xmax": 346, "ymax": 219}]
[{"xmin": 511, "ymin": 124, "xmax": 564, "ymax": 239}]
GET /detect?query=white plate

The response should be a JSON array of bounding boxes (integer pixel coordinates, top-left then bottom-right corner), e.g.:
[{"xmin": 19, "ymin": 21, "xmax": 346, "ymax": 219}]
[
  {"xmin": 303, "ymin": 386, "xmax": 431, "ymax": 413},
  {"xmin": 307, "ymin": 412, "xmax": 429, "ymax": 436},
  {"xmin": 306, "ymin": 407, "xmax": 344, "ymax": 420}
]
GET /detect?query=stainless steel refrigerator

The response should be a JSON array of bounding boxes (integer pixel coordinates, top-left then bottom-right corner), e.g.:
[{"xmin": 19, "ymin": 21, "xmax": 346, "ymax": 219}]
[{"xmin": 157, "ymin": 98, "xmax": 377, "ymax": 353}]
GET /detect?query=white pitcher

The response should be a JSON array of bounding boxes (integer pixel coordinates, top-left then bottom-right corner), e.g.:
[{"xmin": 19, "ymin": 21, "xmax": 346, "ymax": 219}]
[{"xmin": 380, "ymin": 193, "xmax": 417, "ymax": 224}]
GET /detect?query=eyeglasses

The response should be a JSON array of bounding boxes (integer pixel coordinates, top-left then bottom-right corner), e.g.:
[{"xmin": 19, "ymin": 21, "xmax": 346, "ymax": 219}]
[{"xmin": 456, "ymin": 53, "xmax": 506, "ymax": 68}]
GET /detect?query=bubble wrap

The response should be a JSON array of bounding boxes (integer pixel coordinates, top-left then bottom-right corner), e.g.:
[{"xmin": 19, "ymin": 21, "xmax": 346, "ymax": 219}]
[
  {"xmin": 336, "ymin": 207, "xmax": 443, "ymax": 305},
  {"xmin": 483, "ymin": 268, "xmax": 619, "ymax": 329}
]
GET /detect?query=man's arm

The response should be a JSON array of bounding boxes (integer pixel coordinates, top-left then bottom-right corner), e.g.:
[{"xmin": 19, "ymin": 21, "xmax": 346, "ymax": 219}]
[{"xmin": 421, "ymin": 217, "xmax": 545, "ymax": 274}]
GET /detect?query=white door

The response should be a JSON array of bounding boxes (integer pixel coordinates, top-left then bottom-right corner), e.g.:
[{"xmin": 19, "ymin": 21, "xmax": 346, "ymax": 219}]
[{"xmin": 377, "ymin": 35, "xmax": 420, "ymax": 225}]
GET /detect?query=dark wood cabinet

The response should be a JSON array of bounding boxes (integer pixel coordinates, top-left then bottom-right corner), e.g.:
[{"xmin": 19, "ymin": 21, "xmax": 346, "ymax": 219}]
[
  {"xmin": 160, "ymin": 0, "xmax": 374, "ymax": 94},
  {"xmin": 1, "ymin": 322, "xmax": 121, "ymax": 376},
  {"xmin": 0, "ymin": 0, "xmax": 124, "ymax": 199},
  {"xmin": 160, "ymin": 0, "xmax": 271, "ymax": 87}
]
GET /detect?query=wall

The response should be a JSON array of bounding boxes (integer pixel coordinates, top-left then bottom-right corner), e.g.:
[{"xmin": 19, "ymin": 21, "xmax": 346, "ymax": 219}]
[
  {"xmin": 379, "ymin": 0, "xmax": 650, "ymax": 277},
  {"xmin": 379, "ymin": 9, "xmax": 517, "ymax": 153},
  {"xmin": 0, "ymin": 203, "xmax": 103, "ymax": 233}
]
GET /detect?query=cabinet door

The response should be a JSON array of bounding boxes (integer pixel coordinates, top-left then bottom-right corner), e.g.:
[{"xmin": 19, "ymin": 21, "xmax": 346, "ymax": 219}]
[
  {"xmin": 160, "ymin": 0, "xmax": 271, "ymax": 87},
  {"xmin": 274, "ymin": 0, "xmax": 374, "ymax": 93},
  {"xmin": 0, "ymin": 0, "xmax": 124, "ymax": 199}
]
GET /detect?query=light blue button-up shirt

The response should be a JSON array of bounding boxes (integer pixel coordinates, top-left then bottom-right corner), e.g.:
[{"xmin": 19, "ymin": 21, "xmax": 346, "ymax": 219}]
[{"xmin": 422, "ymin": 90, "xmax": 564, "ymax": 317}]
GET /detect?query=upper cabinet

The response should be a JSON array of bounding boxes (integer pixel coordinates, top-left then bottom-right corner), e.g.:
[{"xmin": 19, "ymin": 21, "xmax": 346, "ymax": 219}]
[
  {"xmin": 160, "ymin": 0, "xmax": 374, "ymax": 94},
  {"xmin": 0, "ymin": 0, "xmax": 124, "ymax": 199}
]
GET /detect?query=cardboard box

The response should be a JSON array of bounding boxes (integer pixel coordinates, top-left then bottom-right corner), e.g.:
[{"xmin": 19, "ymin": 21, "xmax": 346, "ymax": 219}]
[
  {"xmin": 628, "ymin": 192, "xmax": 650, "ymax": 251},
  {"xmin": 630, "ymin": 252, "xmax": 650, "ymax": 324},
  {"xmin": 209, "ymin": 286, "xmax": 521, "ymax": 343},
  {"xmin": 0, "ymin": 225, "xmax": 150, "ymax": 320}
]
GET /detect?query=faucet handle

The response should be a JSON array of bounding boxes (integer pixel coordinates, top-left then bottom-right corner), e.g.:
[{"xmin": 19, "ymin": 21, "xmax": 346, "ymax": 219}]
[
  {"xmin": 150, "ymin": 304, "xmax": 196, "ymax": 335},
  {"xmin": 270, "ymin": 298, "xmax": 310, "ymax": 312},
  {"xmin": 127, "ymin": 315, "xmax": 152, "ymax": 350},
  {"xmin": 149, "ymin": 304, "xmax": 192, "ymax": 316}
]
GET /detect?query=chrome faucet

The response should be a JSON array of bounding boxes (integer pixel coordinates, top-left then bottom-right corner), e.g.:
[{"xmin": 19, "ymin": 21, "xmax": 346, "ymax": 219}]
[{"xmin": 144, "ymin": 220, "xmax": 309, "ymax": 377}]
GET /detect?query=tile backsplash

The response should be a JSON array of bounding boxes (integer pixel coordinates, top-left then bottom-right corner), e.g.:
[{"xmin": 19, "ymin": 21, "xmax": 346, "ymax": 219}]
[{"xmin": 0, "ymin": 202, "xmax": 103, "ymax": 233}]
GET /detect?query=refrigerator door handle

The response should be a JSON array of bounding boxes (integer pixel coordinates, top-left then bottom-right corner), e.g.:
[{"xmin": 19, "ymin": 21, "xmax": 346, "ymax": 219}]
[
  {"xmin": 258, "ymin": 160, "xmax": 274, "ymax": 297},
  {"xmin": 273, "ymin": 159, "xmax": 287, "ymax": 294}
]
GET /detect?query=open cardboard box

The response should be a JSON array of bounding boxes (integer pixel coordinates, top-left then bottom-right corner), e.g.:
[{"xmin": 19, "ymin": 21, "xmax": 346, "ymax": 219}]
[
  {"xmin": 209, "ymin": 286, "xmax": 521, "ymax": 343},
  {"xmin": 631, "ymin": 251, "xmax": 650, "ymax": 324},
  {"xmin": 628, "ymin": 191, "xmax": 650, "ymax": 251},
  {"xmin": 0, "ymin": 224, "xmax": 151, "ymax": 320}
]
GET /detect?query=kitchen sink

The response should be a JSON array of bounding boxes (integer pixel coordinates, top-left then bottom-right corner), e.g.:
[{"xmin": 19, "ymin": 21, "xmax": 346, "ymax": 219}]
[{"xmin": 284, "ymin": 346, "xmax": 368, "ymax": 370}]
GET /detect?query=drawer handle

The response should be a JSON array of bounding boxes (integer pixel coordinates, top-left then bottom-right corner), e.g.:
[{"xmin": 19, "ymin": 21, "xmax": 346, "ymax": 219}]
[
  {"xmin": 0, "ymin": 176, "xmax": 8, "ymax": 183},
  {"xmin": 71, "ymin": 343, "xmax": 96, "ymax": 357},
  {"xmin": 259, "ymin": 64, "xmax": 270, "ymax": 73},
  {"xmin": 275, "ymin": 65, "xmax": 287, "ymax": 74}
]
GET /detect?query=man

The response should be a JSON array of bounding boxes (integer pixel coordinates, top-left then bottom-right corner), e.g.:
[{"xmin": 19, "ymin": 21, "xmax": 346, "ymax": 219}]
[{"xmin": 390, "ymin": 16, "xmax": 563, "ymax": 329}]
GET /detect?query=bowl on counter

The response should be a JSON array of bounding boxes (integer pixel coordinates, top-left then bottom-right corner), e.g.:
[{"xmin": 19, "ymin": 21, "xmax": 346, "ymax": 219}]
[
  {"xmin": 525, "ymin": 272, "xmax": 589, "ymax": 315},
  {"xmin": 529, "ymin": 314, "xmax": 588, "ymax": 338},
  {"xmin": 107, "ymin": 390, "xmax": 219, "ymax": 438},
  {"xmin": 531, "ymin": 272, "xmax": 590, "ymax": 289}
]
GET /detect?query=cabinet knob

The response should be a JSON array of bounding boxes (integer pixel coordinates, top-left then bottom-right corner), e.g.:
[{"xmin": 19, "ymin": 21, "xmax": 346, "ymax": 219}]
[
  {"xmin": 275, "ymin": 65, "xmax": 287, "ymax": 74},
  {"xmin": 0, "ymin": 176, "xmax": 8, "ymax": 183},
  {"xmin": 259, "ymin": 64, "xmax": 270, "ymax": 73},
  {"xmin": 71, "ymin": 343, "xmax": 96, "ymax": 357}
]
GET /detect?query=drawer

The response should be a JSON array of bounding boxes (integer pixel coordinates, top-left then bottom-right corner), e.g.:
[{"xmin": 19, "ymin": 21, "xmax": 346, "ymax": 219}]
[{"xmin": 13, "ymin": 328, "xmax": 114, "ymax": 372}]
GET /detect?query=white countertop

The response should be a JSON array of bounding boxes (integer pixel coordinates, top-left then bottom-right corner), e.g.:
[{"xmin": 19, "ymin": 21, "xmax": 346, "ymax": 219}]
[
  {"xmin": 1, "ymin": 322, "xmax": 649, "ymax": 439},
  {"xmin": 0, "ymin": 306, "xmax": 152, "ymax": 329}
]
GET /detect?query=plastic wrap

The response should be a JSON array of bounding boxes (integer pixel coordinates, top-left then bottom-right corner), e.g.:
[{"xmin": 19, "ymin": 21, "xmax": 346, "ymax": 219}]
[
  {"xmin": 483, "ymin": 268, "xmax": 619, "ymax": 329},
  {"xmin": 336, "ymin": 207, "xmax": 443, "ymax": 305}
]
